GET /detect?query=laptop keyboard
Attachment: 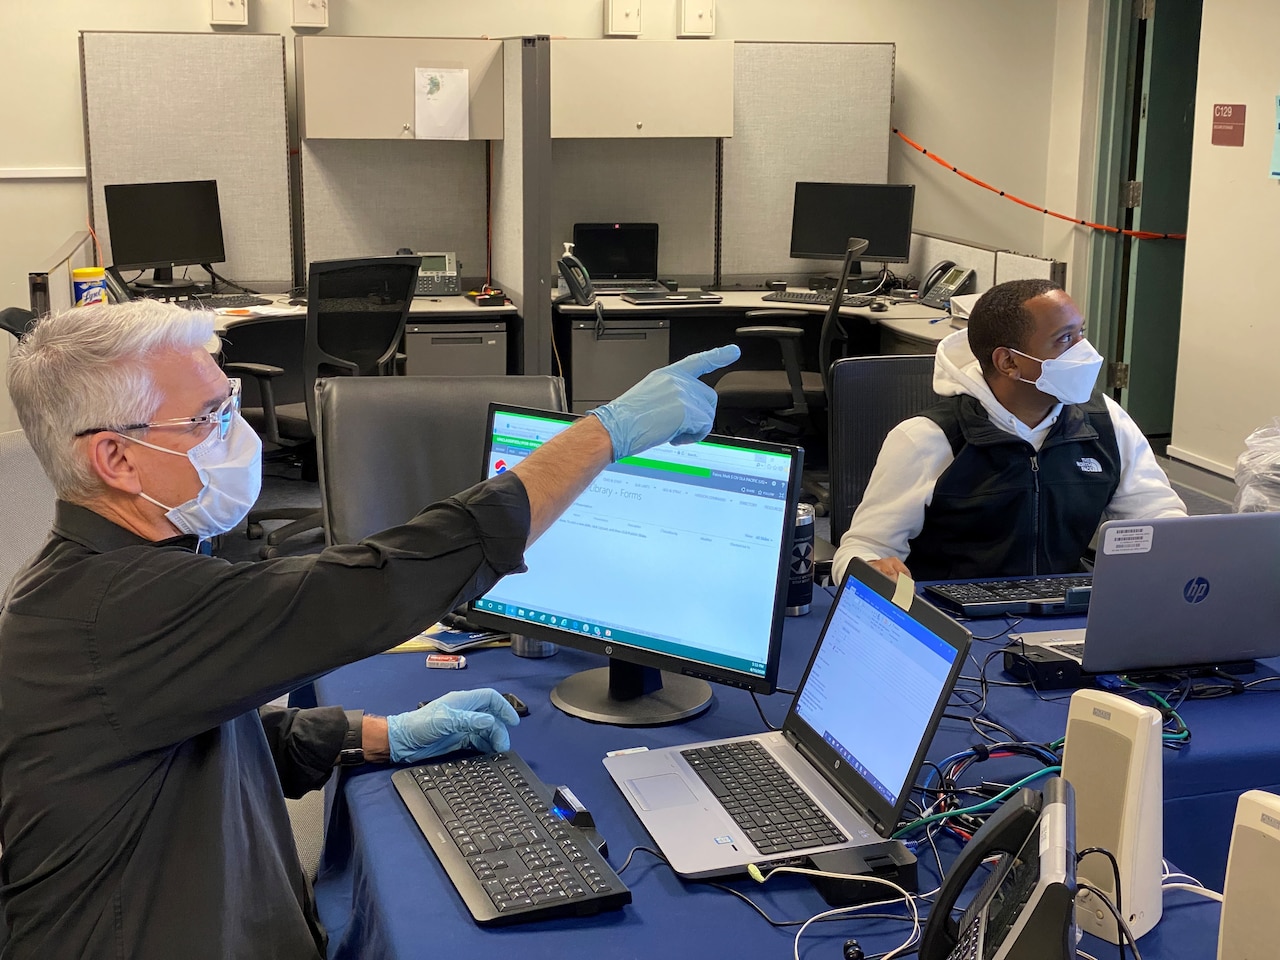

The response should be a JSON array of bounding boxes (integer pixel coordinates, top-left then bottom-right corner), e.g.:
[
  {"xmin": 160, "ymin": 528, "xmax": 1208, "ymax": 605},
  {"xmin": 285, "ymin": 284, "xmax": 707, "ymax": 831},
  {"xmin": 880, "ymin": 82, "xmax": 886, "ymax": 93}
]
[
  {"xmin": 1050, "ymin": 642, "xmax": 1087, "ymax": 659},
  {"xmin": 681, "ymin": 741, "xmax": 848, "ymax": 856},
  {"xmin": 924, "ymin": 575, "xmax": 1093, "ymax": 617},
  {"xmin": 591, "ymin": 280, "xmax": 668, "ymax": 293},
  {"xmin": 391, "ymin": 752, "xmax": 631, "ymax": 926}
]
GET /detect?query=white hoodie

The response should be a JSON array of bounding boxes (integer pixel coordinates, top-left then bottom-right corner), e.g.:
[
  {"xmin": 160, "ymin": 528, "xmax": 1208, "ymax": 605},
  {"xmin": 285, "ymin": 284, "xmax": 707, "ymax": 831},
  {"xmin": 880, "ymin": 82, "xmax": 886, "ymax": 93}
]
[{"xmin": 831, "ymin": 330, "xmax": 1187, "ymax": 583}]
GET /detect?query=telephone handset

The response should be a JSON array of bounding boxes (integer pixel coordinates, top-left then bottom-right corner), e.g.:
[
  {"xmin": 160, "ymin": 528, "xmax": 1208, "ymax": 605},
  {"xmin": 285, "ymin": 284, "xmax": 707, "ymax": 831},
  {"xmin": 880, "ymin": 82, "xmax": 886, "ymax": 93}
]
[
  {"xmin": 919, "ymin": 259, "xmax": 976, "ymax": 311},
  {"xmin": 918, "ymin": 777, "xmax": 1077, "ymax": 960},
  {"xmin": 557, "ymin": 252, "xmax": 596, "ymax": 306}
]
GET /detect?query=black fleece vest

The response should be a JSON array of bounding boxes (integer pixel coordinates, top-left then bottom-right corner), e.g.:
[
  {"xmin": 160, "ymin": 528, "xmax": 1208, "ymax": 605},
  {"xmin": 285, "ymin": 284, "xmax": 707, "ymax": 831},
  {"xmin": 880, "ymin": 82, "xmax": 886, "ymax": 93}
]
[{"xmin": 906, "ymin": 393, "xmax": 1121, "ymax": 580}]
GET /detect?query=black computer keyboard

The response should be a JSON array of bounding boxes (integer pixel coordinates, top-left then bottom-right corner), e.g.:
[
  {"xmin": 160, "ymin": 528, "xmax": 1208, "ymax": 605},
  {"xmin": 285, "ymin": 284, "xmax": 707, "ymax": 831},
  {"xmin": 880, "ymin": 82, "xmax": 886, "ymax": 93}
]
[
  {"xmin": 391, "ymin": 751, "xmax": 631, "ymax": 926},
  {"xmin": 681, "ymin": 741, "xmax": 848, "ymax": 856},
  {"xmin": 761, "ymin": 290, "xmax": 876, "ymax": 307},
  {"xmin": 924, "ymin": 575, "xmax": 1093, "ymax": 618},
  {"xmin": 174, "ymin": 294, "xmax": 273, "ymax": 309}
]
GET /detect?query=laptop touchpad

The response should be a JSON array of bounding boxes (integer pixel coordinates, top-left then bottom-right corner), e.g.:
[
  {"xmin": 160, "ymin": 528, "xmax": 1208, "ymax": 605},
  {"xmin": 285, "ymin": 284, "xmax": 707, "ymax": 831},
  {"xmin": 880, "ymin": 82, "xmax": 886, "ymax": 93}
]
[{"xmin": 628, "ymin": 774, "xmax": 698, "ymax": 810}]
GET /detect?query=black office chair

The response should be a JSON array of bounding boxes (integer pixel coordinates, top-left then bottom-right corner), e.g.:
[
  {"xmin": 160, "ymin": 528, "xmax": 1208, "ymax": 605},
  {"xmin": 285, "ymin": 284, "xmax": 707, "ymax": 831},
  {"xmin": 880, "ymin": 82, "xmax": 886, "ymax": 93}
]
[
  {"xmin": 314, "ymin": 375, "xmax": 567, "ymax": 546},
  {"xmin": 228, "ymin": 256, "xmax": 420, "ymax": 558},
  {"xmin": 0, "ymin": 307, "xmax": 36, "ymax": 340},
  {"xmin": 811, "ymin": 354, "xmax": 938, "ymax": 584},
  {"xmin": 715, "ymin": 239, "xmax": 871, "ymax": 515}
]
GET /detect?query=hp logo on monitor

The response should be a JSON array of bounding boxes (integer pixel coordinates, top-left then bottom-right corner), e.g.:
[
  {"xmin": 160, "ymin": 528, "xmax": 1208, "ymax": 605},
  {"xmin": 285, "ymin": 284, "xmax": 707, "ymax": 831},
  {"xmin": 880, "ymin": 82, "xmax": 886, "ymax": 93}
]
[{"xmin": 1183, "ymin": 577, "xmax": 1211, "ymax": 604}]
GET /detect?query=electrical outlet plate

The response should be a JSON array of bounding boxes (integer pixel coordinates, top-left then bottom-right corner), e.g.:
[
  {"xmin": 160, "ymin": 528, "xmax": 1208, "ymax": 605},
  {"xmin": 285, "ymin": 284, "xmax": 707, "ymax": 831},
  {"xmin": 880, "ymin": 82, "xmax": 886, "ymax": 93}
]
[
  {"xmin": 292, "ymin": 0, "xmax": 328, "ymax": 29},
  {"xmin": 210, "ymin": 0, "xmax": 248, "ymax": 27},
  {"xmin": 678, "ymin": 0, "xmax": 715, "ymax": 37},
  {"xmin": 604, "ymin": 0, "xmax": 642, "ymax": 37}
]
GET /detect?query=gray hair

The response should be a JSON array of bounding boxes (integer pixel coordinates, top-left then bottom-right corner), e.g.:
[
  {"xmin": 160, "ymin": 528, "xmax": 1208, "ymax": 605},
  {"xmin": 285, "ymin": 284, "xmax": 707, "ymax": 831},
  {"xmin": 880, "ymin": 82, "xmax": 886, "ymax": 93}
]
[{"xmin": 7, "ymin": 300, "xmax": 216, "ymax": 503}]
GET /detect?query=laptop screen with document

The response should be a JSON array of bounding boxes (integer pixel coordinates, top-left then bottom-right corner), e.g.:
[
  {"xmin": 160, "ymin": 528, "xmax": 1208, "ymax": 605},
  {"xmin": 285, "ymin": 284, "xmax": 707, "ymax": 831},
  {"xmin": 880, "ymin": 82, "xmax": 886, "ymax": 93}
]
[{"xmin": 783, "ymin": 565, "xmax": 971, "ymax": 833}]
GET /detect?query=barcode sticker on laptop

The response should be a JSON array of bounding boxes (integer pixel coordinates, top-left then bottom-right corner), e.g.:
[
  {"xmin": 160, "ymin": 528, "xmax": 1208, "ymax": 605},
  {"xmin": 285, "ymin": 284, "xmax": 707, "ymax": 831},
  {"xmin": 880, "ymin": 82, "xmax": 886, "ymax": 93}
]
[{"xmin": 1102, "ymin": 524, "xmax": 1154, "ymax": 555}]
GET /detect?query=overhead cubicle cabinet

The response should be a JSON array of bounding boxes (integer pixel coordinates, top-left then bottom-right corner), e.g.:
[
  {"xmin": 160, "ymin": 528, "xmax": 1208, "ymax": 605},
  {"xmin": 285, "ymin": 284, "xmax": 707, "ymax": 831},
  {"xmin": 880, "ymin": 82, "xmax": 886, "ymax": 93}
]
[
  {"xmin": 550, "ymin": 40, "xmax": 733, "ymax": 138},
  {"xmin": 296, "ymin": 36, "xmax": 504, "ymax": 139}
]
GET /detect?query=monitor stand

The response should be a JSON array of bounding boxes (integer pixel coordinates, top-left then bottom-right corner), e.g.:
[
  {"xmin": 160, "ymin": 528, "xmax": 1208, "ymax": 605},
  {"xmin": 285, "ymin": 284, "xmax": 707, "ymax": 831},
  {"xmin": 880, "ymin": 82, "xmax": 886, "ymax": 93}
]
[
  {"xmin": 550, "ymin": 658, "xmax": 712, "ymax": 726},
  {"xmin": 132, "ymin": 265, "xmax": 198, "ymax": 295}
]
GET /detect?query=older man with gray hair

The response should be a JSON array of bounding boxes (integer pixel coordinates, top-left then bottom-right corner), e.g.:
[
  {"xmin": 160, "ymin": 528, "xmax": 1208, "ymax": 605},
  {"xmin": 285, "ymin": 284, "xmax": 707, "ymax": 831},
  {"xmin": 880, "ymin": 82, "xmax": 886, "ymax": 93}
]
[{"xmin": 0, "ymin": 299, "xmax": 739, "ymax": 960}]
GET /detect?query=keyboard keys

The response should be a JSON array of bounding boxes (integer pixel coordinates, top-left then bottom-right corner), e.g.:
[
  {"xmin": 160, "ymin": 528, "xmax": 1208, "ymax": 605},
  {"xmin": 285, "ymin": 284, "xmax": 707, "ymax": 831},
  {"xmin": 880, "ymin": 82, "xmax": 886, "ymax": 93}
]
[{"xmin": 392, "ymin": 753, "xmax": 631, "ymax": 926}]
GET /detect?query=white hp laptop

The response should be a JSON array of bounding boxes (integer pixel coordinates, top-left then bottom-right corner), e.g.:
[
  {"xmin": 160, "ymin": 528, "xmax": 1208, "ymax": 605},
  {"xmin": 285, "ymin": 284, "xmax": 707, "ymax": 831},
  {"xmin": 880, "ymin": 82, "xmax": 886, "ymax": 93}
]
[
  {"xmin": 603, "ymin": 560, "xmax": 971, "ymax": 879},
  {"xmin": 1010, "ymin": 512, "xmax": 1280, "ymax": 674}
]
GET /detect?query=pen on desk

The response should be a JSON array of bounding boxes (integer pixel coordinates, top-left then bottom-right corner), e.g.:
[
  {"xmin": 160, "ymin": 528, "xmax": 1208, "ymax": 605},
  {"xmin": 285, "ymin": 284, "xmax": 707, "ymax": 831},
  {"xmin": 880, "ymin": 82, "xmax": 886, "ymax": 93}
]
[{"xmin": 930, "ymin": 315, "xmax": 950, "ymax": 324}]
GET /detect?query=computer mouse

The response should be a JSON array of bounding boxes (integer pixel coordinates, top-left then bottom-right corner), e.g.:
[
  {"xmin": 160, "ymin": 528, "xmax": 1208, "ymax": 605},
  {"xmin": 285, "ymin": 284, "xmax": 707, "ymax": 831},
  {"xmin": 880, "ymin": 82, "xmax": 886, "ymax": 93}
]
[{"xmin": 869, "ymin": 300, "xmax": 888, "ymax": 312}]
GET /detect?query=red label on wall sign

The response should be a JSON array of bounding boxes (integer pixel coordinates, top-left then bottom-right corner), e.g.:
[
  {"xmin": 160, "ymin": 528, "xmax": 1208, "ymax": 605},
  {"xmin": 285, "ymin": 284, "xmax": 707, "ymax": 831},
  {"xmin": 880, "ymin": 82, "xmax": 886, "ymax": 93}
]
[{"xmin": 1211, "ymin": 103, "xmax": 1246, "ymax": 146}]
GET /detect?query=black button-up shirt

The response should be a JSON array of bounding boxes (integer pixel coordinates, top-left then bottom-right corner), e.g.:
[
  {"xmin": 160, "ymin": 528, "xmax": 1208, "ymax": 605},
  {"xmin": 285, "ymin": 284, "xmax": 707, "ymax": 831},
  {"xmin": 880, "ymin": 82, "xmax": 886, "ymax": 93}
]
[{"xmin": 0, "ymin": 474, "xmax": 529, "ymax": 959}]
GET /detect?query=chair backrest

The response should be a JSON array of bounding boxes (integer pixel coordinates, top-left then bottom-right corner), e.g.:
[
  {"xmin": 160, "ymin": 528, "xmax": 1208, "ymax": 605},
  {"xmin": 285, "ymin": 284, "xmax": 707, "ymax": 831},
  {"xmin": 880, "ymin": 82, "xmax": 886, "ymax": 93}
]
[
  {"xmin": 302, "ymin": 257, "xmax": 420, "ymax": 431},
  {"xmin": 217, "ymin": 314, "xmax": 307, "ymax": 410},
  {"xmin": 827, "ymin": 354, "xmax": 939, "ymax": 543},
  {"xmin": 0, "ymin": 430, "xmax": 57, "ymax": 600},
  {"xmin": 315, "ymin": 375, "xmax": 568, "ymax": 545},
  {"xmin": 0, "ymin": 306, "xmax": 36, "ymax": 340}
]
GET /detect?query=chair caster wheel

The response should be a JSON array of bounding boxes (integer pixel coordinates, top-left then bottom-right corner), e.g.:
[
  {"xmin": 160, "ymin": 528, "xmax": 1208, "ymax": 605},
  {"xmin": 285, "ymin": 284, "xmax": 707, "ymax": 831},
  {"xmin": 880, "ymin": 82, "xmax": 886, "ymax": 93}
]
[
  {"xmin": 259, "ymin": 544, "xmax": 281, "ymax": 560},
  {"xmin": 246, "ymin": 522, "xmax": 263, "ymax": 540},
  {"xmin": 812, "ymin": 502, "xmax": 828, "ymax": 517}
]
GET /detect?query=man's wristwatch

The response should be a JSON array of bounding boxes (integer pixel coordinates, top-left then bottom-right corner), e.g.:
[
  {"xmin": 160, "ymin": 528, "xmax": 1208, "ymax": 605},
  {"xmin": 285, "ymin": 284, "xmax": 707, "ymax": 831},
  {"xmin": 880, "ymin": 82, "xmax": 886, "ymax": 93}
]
[{"xmin": 338, "ymin": 709, "xmax": 365, "ymax": 766}]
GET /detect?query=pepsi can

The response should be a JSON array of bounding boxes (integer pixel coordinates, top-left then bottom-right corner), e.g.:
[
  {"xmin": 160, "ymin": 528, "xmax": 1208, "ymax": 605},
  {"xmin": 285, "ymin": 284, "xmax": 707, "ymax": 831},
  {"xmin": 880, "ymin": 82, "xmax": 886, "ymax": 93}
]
[{"xmin": 786, "ymin": 502, "xmax": 815, "ymax": 616}]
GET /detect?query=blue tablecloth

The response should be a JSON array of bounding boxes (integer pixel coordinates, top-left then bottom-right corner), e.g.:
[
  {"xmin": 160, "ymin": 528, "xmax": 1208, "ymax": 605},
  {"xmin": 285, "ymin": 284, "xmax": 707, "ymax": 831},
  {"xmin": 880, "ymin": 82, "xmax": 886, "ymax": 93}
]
[
  {"xmin": 311, "ymin": 587, "xmax": 1221, "ymax": 959},
  {"xmin": 967, "ymin": 614, "xmax": 1280, "ymax": 888}
]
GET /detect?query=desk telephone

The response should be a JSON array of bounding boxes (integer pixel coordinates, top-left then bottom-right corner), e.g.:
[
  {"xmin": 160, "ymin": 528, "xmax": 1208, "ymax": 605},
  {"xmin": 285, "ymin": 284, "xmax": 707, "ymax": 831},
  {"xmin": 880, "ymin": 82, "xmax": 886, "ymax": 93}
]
[
  {"xmin": 397, "ymin": 249, "xmax": 461, "ymax": 297},
  {"xmin": 556, "ymin": 252, "xmax": 596, "ymax": 305},
  {"xmin": 919, "ymin": 260, "xmax": 976, "ymax": 311}
]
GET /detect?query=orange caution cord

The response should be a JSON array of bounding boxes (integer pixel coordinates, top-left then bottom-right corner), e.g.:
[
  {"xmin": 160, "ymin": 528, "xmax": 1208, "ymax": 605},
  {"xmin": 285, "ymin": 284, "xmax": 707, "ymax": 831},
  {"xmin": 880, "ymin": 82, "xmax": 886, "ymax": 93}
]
[{"xmin": 892, "ymin": 128, "xmax": 1186, "ymax": 241}]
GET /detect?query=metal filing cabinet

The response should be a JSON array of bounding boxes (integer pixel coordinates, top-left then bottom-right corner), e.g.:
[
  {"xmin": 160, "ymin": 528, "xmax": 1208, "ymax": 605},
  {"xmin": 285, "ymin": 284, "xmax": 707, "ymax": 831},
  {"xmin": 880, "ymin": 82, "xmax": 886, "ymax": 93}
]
[
  {"xmin": 405, "ymin": 322, "xmax": 507, "ymax": 376},
  {"xmin": 569, "ymin": 317, "xmax": 669, "ymax": 412}
]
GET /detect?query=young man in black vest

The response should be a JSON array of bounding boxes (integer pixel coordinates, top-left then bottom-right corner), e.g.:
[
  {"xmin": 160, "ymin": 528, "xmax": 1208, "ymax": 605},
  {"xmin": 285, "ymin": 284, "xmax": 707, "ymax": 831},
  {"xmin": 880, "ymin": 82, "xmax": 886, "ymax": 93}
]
[{"xmin": 832, "ymin": 279, "xmax": 1185, "ymax": 583}]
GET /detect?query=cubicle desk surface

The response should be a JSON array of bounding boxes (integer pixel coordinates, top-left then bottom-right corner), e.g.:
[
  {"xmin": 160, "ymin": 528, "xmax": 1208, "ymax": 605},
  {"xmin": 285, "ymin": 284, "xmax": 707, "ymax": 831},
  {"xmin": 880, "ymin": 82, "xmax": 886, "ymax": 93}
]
[
  {"xmin": 214, "ymin": 294, "xmax": 516, "ymax": 333},
  {"xmin": 968, "ymin": 607, "xmax": 1280, "ymax": 889},
  {"xmin": 309, "ymin": 589, "xmax": 1220, "ymax": 960}
]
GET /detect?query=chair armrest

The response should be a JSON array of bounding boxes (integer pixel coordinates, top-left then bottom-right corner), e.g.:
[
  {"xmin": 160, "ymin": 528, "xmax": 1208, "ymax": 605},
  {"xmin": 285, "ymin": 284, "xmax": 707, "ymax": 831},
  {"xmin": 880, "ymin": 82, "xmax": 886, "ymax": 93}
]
[
  {"xmin": 223, "ymin": 362, "xmax": 283, "ymax": 445},
  {"xmin": 734, "ymin": 325, "xmax": 805, "ymax": 339},
  {"xmin": 223, "ymin": 362, "xmax": 285, "ymax": 379}
]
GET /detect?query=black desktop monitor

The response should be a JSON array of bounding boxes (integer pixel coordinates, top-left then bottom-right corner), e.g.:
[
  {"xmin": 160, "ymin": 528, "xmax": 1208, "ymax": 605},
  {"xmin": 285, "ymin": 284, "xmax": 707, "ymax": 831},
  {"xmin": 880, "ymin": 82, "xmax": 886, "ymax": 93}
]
[
  {"xmin": 789, "ymin": 182, "xmax": 915, "ymax": 263},
  {"xmin": 571, "ymin": 223, "xmax": 659, "ymax": 281},
  {"xmin": 468, "ymin": 405, "xmax": 803, "ymax": 726},
  {"xmin": 103, "ymin": 180, "xmax": 226, "ymax": 288}
]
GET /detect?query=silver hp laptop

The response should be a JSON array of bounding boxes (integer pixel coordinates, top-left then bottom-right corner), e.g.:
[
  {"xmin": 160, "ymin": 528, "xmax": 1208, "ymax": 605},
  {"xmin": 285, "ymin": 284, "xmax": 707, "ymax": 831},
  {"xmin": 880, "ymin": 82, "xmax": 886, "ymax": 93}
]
[
  {"xmin": 603, "ymin": 559, "xmax": 971, "ymax": 879},
  {"xmin": 572, "ymin": 222, "xmax": 667, "ymax": 294},
  {"xmin": 1011, "ymin": 512, "xmax": 1280, "ymax": 674}
]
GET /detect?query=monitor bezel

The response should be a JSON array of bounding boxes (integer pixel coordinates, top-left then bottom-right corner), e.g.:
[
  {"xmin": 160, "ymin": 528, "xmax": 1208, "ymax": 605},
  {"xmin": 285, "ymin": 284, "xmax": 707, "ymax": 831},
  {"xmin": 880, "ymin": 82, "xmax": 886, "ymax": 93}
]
[
  {"xmin": 788, "ymin": 182, "xmax": 915, "ymax": 263},
  {"xmin": 467, "ymin": 404, "xmax": 803, "ymax": 697},
  {"xmin": 103, "ymin": 179, "xmax": 227, "ymax": 272},
  {"xmin": 780, "ymin": 559, "xmax": 973, "ymax": 836}
]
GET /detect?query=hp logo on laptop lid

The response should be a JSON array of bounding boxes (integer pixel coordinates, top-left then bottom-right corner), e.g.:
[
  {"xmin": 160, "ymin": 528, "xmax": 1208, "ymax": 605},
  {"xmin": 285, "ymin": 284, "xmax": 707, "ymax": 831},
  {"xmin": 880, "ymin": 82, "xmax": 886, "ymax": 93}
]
[{"xmin": 1183, "ymin": 577, "xmax": 1211, "ymax": 604}]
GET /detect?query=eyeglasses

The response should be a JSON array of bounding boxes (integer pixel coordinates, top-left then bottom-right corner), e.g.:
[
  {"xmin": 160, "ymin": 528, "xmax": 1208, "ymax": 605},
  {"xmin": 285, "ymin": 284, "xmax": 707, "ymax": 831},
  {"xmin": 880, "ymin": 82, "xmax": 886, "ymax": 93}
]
[{"xmin": 75, "ymin": 378, "xmax": 242, "ymax": 442}]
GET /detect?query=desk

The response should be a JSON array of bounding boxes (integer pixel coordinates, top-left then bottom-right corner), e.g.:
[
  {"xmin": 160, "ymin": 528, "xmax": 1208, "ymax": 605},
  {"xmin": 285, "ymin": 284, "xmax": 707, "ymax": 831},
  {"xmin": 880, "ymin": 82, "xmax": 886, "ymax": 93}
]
[
  {"xmin": 555, "ymin": 291, "xmax": 952, "ymax": 410},
  {"xmin": 213, "ymin": 295, "xmax": 519, "ymax": 375},
  {"xmin": 310, "ymin": 589, "xmax": 1220, "ymax": 960},
  {"xmin": 970, "ymin": 613, "xmax": 1280, "ymax": 888}
]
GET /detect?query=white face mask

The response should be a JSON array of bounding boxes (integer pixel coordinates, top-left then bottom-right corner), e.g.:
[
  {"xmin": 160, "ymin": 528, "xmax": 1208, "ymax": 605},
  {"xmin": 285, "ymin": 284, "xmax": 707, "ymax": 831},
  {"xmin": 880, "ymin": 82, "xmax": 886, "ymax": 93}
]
[
  {"xmin": 123, "ymin": 413, "xmax": 263, "ymax": 540},
  {"xmin": 1010, "ymin": 338, "xmax": 1104, "ymax": 405}
]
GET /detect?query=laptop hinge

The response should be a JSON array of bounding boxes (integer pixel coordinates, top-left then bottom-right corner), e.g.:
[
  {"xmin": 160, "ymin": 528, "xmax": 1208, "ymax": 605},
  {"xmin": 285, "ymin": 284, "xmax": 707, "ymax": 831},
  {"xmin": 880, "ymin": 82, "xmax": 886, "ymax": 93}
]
[{"xmin": 790, "ymin": 735, "xmax": 886, "ymax": 835}]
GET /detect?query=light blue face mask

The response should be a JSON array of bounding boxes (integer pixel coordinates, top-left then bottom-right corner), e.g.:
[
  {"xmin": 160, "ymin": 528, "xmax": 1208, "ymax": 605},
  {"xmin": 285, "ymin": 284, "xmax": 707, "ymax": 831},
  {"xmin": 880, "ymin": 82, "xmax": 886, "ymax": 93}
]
[{"xmin": 124, "ymin": 412, "xmax": 263, "ymax": 540}]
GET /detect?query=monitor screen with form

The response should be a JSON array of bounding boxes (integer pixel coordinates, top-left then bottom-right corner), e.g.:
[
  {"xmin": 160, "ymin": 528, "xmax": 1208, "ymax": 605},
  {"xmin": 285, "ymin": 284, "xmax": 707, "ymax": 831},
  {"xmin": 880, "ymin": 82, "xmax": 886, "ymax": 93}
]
[
  {"xmin": 469, "ymin": 406, "xmax": 803, "ymax": 725},
  {"xmin": 789, "ymin": 182, "xmax": 915, "ymax": 263}
]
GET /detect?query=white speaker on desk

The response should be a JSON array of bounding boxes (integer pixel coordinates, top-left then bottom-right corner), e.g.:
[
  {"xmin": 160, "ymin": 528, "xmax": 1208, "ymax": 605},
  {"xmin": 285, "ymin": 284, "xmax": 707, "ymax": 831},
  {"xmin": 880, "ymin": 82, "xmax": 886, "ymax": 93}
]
[
  {"xmin": 1061, "ymin": 688, "xmax": 1164, "ymax": 943},
  {"xmin": 1218, "ymin": 790, "xmax": 1280, "ymax": 959}
]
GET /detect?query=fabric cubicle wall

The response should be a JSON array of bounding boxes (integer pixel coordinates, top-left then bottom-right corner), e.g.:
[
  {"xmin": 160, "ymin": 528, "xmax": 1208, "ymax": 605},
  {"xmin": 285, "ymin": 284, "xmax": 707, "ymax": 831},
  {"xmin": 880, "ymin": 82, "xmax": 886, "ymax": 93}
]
[
  {"xmin": 80, "ymin": 32, "xmax": 292, "ymax": 288},
  {"xmin": 720, "ymin": 42, "xmax": 895, "ymax": 280}
]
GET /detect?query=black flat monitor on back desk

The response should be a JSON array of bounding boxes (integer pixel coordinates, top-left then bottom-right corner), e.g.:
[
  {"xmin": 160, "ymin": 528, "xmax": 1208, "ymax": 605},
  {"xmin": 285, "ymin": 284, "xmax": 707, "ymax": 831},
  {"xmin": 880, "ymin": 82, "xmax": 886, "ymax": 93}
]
[
  {"xmin": 104, "ymin": 179, "xmax": 226, "ymax": 292},
  {"xmin": 468, "ymin": 405, "xmax": 803, "ymax": 726},
  {"xmin": 790, "ymin": 181, "xmax": 915, "ymax": 279}
]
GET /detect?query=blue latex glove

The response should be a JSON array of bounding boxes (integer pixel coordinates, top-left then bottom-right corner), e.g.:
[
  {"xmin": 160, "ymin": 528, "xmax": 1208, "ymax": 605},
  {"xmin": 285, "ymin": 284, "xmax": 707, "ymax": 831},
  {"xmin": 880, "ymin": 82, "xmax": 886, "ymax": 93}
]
[
  {"xmin": 588, "ymin": 344, "xmax": 741, "ymax": 460},
  {"xmin": 387, "ymin": 688, "xmax": 521, "ymax": 762}
]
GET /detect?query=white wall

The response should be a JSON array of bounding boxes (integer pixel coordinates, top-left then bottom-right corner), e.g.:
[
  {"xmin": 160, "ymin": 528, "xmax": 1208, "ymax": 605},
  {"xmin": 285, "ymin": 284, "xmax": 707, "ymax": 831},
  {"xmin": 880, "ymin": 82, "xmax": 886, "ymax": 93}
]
[
  {"xmin": 0, "ymin": 0, "xmax": 1093, "ymax": 431},
  {"xmin": 1169, "ymin": 0, "xmax": 1280, "ymax": 476}
]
